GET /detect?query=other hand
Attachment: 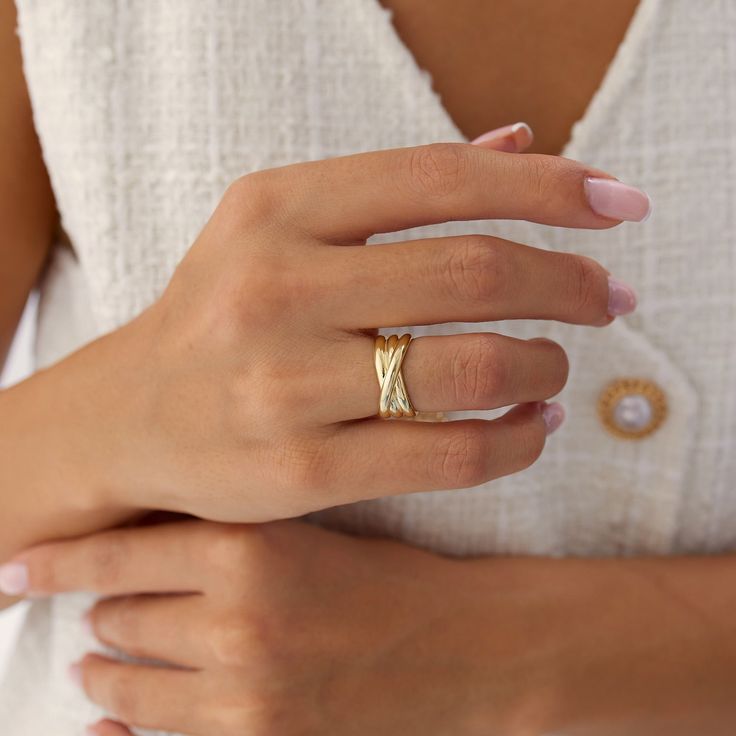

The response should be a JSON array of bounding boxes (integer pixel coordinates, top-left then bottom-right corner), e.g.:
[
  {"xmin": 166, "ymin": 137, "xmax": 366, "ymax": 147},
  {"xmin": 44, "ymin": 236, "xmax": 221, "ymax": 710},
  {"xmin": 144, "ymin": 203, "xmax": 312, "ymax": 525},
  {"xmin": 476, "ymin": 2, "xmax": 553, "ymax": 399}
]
[{"xmin": 9, "ymin": 519, "xmax": 568, "ymax": 736}]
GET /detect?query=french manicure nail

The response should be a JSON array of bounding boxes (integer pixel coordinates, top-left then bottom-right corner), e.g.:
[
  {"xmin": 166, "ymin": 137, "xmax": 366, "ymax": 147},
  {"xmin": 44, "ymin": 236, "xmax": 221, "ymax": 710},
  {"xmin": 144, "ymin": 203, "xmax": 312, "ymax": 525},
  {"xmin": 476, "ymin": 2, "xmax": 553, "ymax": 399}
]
[
  {"xmin": 0, "ymin": 562, "xmax": 28, "ymax": 596},
  {"xmin": 540, "ymin": 401, "xmax": 565, "ymax": 435},
  {"xmin": 82, "ymin": 610, "xmax": 94, "ymax": 637},
  {"xmin": 68, "ymin": 662, "xmax": 83, "ymax": 687},
  {"xmin": 470, "ymin": 121, "xmax": 534, "ymax": 152},
  {"xmin": 608, "ymin": 276, "xmax": 638, "ymax": 316},
  {"xmin": 584, "ymin": 177, "xmax": 652, "ymax": 222}
]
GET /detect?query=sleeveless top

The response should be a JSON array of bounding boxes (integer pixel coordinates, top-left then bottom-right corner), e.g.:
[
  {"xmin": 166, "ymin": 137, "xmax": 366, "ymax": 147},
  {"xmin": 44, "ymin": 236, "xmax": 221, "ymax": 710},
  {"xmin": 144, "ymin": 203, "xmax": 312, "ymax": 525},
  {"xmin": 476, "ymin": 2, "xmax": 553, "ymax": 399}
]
[{"xmin": 2, "ymin": 1, "xmax": 735, "ymax": 732}]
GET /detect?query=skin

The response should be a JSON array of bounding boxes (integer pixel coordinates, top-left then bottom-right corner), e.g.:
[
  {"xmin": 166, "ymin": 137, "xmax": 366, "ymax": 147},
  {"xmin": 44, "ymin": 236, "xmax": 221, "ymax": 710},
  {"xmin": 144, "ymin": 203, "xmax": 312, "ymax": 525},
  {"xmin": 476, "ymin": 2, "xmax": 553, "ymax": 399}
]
[
  {"xmin": 0, "ymin": 110, "xmax": 631, "ymax": 561},
  {"xmin": 12, "ymin": 520, "xmax": 736, "ymax": 736},
  {"xmin": 2, "ymin": 0, "xmax": 735, "ymax": 733},
  {"xmin": 379, "ymin": 0, "xmax": 641, "ymax": 155}
]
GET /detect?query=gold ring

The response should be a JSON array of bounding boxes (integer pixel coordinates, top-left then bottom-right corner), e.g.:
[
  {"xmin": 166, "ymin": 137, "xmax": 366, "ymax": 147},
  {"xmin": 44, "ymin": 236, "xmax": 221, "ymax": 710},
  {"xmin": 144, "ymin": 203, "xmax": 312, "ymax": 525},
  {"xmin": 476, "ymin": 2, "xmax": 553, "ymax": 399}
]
[{"xmin": 374, "ymin": 333, "xmax": 417, "ymax": 418}]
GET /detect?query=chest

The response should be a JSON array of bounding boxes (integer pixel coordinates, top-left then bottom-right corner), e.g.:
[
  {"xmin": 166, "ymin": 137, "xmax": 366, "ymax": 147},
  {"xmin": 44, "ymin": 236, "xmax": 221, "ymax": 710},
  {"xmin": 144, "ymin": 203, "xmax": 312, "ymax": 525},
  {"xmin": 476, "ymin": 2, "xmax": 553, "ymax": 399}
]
[{"xmin": 377, "ymin": 0, "xmax": 640, "ymax": 154}]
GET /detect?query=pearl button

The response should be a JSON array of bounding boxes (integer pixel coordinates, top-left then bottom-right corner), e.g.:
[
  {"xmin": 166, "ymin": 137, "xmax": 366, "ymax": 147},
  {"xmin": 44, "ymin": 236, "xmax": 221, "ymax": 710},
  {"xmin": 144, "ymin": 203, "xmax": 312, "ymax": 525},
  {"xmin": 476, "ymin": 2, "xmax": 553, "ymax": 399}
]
[
  {"xmin": 598, "ymin": 378, "xmax": 667, "ymax": 439},
  {"xmin": 612, "ymin": 393, "xmax": 653, "ymax": 432}
]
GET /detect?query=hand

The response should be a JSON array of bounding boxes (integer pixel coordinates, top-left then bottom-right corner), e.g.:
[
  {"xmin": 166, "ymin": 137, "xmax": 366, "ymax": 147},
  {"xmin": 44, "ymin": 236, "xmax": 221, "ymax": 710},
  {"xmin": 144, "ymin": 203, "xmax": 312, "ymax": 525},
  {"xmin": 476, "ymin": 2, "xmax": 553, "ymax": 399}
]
[
  {"xmin": 65, "ymin": 138, "xmax": 645, "ymax": 523},
  {"xmin": 11, "ymin": 519, "xmax": 736, "ymax": 736},
  {"xmin": 5, "ymin": 519, "xmax": 561, "ymax": 736}
]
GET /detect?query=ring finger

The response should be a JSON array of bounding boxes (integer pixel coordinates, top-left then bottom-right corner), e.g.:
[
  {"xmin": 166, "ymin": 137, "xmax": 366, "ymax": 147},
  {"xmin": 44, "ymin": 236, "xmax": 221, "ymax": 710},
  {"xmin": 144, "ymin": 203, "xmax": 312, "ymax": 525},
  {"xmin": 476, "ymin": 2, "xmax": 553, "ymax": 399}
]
[{"xmin": 311, "ymin": 331, "xmax": 568, "ymax": 424}]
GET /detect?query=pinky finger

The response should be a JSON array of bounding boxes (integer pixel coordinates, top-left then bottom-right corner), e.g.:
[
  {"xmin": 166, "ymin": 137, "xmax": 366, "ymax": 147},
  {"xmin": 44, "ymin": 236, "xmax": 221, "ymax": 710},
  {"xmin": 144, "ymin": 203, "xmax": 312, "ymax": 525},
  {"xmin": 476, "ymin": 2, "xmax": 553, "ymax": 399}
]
[
  {"xmin": 74, "ymin": 654, "xmax": 203, "ymax": 736},
  {"xmin": 86, "ymin": 720, "xmax": 133, "ymax": 736},
  {"xmin": 329, "ymin": 400, "xmax": 564, "ymax": 503}
]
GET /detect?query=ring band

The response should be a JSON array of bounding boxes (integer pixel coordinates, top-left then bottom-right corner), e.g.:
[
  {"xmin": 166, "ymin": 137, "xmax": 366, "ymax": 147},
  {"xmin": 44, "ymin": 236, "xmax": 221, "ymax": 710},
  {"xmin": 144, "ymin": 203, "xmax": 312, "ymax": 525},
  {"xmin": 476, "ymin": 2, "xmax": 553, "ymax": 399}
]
[{"xmin": 374, "ymin": 333, "xmax": 417, "ymax": 418}]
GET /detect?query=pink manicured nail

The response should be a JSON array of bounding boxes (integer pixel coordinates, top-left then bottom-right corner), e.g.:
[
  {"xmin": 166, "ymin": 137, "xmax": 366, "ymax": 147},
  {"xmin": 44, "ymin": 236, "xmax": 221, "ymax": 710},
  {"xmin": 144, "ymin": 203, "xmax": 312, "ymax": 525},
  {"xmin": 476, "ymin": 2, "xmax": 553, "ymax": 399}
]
[
  {"xmin": 540, "ymin": 402, "xmax": 565, "ymax": 435},
  {"xmin": 82, "ymin": 610, "xmax": 94, "ymax": 637},
  {"xmin": 584, "ymin": 177, "xmax": 652, "ymax": 222},
  {"xmin": 470, "ymin": 121, "xmax": 534, "ymax": 152},
  {"xmin": 0, "ymin": 563, "xmax": 28, "ymax": 596},
  {"xmin": 608, "ymin": 276, "xmax": 638, "ymax": 316},
  {"xmin": 68, "ymin": 662, "xmax": 83, "ymax": 687}
]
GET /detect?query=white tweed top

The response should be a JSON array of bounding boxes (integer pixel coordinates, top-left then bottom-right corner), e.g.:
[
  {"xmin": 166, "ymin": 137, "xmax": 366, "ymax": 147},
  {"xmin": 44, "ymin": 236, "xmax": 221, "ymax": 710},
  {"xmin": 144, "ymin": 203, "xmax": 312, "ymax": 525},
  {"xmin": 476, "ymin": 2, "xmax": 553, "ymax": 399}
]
[{"xmin": 2, "ymin": 0, "xmax": 735, "ymax": 732}]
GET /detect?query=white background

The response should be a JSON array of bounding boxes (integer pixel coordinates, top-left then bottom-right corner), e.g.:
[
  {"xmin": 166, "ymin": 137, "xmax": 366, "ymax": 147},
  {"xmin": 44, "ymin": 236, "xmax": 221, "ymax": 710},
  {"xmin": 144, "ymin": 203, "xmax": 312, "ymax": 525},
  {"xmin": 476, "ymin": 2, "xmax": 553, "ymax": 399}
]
[{"xmin": 0, "ymin": 298, "xmax": 36, "ymax": 676}]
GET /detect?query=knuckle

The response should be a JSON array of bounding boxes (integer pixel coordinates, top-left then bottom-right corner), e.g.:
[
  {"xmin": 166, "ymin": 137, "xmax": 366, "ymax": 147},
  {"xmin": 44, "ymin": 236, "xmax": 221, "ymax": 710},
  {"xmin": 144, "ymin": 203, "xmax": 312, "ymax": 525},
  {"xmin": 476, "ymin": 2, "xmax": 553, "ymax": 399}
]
[
  {"xmin": 430, "ymin": 423, "xmax": 489, "ymax": 488},
  {"xmin": 524, "ymin": 154, "xmax": 568, "ymax": 203},
  {"xmin": 205, "ymin": 524, "xmax": 263, "ymax": 573},
  {"xmin": 208, "ymin": 611, "xmax": 269, "ymax": 668},
  {"xmin": 101, "ymin": 598, "xmax": 140, "ymax": 646},
  {"xmin": 222, "ymin": 171, "xmax": 283, "ymax": 226},
  {"xmin": 250, "ymin": 372, "xmax": 313, "ymax": 428},
  {"xmin": 405, "ymin": 142, "xmax": 469, "ymax": 200},
  {"xmin": 444, "ymin": 236, "xmax": 510, "ymax": 305},
  {"xmin": 105, "ymin": 669, "xmax": 140, "ymax": 723},
  {"xmin": 210, "ymin": 693, "xmax": 282, "ymax": 736},
  {"xmin": 565, "ymin": 254, "xmax": 607, "ymax": 317},
  {"xmin": 450, "ymin": 334, "xmax": 507, "ymax": 406},
  {"xmin": 88, "ymin": 535, "xmax": 128, "ymax": 589},
  {"xmin": 271, "ymin": 433, "xmax": 338, "ymax": 499},
  {"xmin": 213, "ymin": 256, "xmax": 297, "ymax": 333}
]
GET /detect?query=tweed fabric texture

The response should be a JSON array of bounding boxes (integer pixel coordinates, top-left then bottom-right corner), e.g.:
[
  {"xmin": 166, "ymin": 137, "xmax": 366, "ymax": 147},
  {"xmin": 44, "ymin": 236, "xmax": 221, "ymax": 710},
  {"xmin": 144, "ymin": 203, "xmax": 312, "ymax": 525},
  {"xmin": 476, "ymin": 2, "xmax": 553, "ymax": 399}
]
[{"xmin": 1, "ymin": 0, "xmax": 735, "ymax": 732}]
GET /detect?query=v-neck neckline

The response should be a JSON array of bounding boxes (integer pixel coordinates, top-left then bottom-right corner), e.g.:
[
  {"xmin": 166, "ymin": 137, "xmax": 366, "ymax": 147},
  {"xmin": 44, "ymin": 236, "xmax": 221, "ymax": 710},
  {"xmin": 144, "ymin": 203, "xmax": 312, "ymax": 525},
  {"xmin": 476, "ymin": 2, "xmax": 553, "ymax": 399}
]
[{"xmin": 369, "ymin": 0, "xmax": 659, "ymax": 160}]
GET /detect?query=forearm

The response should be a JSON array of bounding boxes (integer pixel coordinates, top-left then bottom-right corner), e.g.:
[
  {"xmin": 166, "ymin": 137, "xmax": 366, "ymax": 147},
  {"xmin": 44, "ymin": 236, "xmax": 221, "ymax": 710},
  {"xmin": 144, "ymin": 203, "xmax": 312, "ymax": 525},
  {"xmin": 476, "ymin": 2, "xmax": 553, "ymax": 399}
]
[{"xmin": 457, "ymin": 553, "xmax": 736, "ymax": 735}]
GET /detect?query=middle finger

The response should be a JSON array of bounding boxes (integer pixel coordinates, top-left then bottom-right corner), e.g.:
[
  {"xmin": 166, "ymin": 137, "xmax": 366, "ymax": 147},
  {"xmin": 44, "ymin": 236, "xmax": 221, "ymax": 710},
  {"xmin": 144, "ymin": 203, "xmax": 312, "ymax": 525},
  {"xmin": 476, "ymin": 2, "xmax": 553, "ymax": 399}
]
[{"xmin": 317, "ymin": 234, "xmax": 627, "ymax": 329}]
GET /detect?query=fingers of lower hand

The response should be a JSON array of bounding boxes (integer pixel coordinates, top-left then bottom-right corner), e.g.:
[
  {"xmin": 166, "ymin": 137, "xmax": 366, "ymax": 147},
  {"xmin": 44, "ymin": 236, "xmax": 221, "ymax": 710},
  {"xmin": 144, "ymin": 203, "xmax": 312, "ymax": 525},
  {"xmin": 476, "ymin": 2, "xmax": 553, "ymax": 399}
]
[
  {"xmin": 73, "ymin": 654, "xmax": 204, "ymax": 736},
  {"xmin": 86, "ymin": 719, "xmax": 133, "ymax": 736},
  {"xmin": 88, "ymin": 593, "xmax": 208, "ymax": 670},
  {"xmin": 0, "ymin": 520, "xmax": 207, "ymax": 598}
]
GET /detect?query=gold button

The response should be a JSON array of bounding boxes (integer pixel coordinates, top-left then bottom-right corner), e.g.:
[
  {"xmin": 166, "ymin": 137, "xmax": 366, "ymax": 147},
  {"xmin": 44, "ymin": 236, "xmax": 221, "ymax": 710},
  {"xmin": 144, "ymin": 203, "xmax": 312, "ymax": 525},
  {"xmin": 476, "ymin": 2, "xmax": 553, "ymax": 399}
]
[{"xmin": 598, "ymin": 378, "xmax": 667, "ymax": 439}]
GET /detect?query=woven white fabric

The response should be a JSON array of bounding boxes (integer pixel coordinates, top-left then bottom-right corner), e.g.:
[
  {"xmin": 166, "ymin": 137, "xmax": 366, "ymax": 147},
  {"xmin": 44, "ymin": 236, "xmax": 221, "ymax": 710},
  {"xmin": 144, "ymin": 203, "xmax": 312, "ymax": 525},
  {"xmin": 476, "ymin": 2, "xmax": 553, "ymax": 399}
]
[{"xmin": 1, "ymin": 0, "xmax": 735, "ymax": 732}]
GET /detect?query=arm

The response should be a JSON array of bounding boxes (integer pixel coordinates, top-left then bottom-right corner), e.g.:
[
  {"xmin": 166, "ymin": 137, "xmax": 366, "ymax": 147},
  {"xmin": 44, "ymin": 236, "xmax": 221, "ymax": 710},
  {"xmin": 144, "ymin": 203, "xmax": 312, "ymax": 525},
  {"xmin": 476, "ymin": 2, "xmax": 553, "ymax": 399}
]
[
  {"xmin": 462, "ymin": 552, "xmax": 736, "ymax": 735},
  {"xmin": 6, "ymin": 519, "xmax": 736, "ymax": 736},
  {"xmin": 0, "ymin": 0, "xmax": 151, "ymax": 608},
  {"xmin": 0, "ymin": 0, "xmax": 57, "ymax": 609},
  {"xmin": 0, "ymin": 0, "xmax": 55, "ymax": 368}
]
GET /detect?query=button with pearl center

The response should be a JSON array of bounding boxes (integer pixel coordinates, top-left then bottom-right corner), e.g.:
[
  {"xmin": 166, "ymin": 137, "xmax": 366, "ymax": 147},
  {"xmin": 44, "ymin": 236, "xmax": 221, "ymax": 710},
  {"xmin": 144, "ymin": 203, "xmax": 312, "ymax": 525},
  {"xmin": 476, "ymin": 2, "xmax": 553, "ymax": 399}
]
[{"xmin": 598, "ymin": 378, "xmax": 667, "ymax": 439}]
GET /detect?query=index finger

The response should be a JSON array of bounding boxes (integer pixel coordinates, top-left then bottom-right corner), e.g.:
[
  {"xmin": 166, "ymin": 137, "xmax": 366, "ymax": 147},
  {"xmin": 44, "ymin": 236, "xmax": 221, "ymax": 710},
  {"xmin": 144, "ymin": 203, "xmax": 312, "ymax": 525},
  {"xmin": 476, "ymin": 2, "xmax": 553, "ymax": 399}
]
[
  {"xmin": 0, "ymin": 521, "xmax": 210, "ymax": 597},
  {"xmin": 244, "ymin": 143, "xmax": 651, "ymax": 242}
]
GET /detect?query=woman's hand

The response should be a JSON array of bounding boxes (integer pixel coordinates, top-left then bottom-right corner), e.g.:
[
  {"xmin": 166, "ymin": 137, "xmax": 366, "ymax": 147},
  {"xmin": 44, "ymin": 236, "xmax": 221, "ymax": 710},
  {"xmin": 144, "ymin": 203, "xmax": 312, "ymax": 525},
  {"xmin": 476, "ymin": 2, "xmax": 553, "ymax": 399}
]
[
  {"xmin": 74, "ymin": 141, "xmax": 645, "ymax": 523},
  {"xmin": 8, "ymin": 519, "xmax": 563, "ymax": 736},
  {"xmin": 11, "ymin": 519, "xmax": 736, "ymax": 736}
]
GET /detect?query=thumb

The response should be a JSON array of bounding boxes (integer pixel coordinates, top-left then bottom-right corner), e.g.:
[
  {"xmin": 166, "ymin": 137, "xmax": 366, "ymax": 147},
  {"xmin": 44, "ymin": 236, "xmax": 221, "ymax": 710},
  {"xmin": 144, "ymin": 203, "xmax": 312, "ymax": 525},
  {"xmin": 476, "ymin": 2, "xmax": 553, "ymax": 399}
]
[{"xmin": 470, "ymin": 121, "xmax": 534, "ymax": 152}]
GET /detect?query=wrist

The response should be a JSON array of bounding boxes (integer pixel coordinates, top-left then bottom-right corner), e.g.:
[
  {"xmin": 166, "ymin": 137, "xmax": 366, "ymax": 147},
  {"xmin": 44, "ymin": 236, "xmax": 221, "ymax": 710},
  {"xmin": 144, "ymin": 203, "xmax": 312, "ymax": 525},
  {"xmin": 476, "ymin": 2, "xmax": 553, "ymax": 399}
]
[
  {"xmin": 20, "ymin": 310, "xmax": 160, "ymax": 517},
  {"xmin": 446, "ymin": 555, "xmax": 581, "ymax": 736}
]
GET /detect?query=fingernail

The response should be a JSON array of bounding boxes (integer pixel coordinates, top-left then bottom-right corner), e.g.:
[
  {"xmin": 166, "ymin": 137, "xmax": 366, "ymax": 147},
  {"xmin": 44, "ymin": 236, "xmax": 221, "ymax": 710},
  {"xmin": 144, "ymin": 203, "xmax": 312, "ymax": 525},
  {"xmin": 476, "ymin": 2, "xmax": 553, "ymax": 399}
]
[
  {"xmin": 540, "ymin": 401, "xmax": 565, "ymax": 435},
  {"xmin": 584, "ymin": 177, "xmax": 652, "ymax": 222},
  {"xmin": 82, "ymin": 610, "xmax": 94, "ymax": 637},
  {"xmin": 470, "ymin": 121, "xmax": 534, "ymax": 152},
  {"xmin": 0, "ymin": 563, "xmax": 28, "ymax": 596},
  {"xmin": 608, "ymin": 276, "xmax": 638, "ymax": 316},
  {"xmin": 68, "ymin": 661, "xmax": 83, "ymax": 687}
]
